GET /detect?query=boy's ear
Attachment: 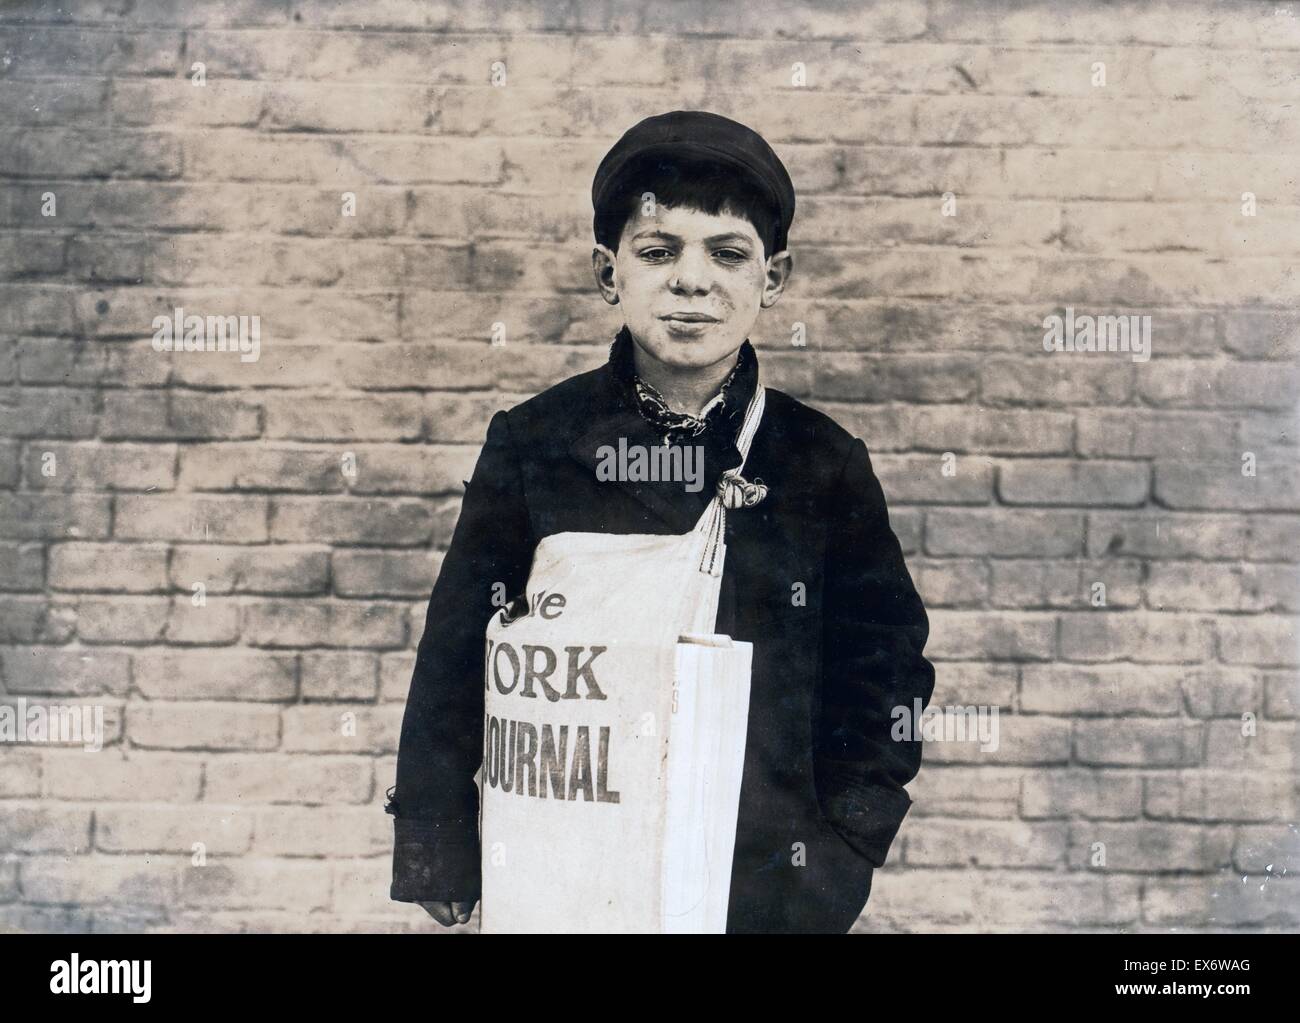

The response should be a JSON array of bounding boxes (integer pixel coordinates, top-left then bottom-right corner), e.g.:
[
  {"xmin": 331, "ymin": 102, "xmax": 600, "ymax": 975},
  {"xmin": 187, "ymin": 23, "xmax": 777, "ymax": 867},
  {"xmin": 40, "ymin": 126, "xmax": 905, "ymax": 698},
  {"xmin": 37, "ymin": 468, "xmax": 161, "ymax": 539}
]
[
  {"xmin": 760, "ymin": 249, "xmax": 794, "ymax": 309},
  {"xmin": 592, "ymin": 244, "xmax": 620, "ymax": 305}
]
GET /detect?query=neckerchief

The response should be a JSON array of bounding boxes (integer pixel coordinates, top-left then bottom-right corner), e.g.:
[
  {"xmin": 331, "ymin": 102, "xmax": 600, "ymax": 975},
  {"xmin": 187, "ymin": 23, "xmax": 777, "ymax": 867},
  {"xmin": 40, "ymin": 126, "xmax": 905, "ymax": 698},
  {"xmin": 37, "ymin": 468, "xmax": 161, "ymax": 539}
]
[{"xmin": 607, "ymin": 324, "xmax": 758, "ymax": 449}]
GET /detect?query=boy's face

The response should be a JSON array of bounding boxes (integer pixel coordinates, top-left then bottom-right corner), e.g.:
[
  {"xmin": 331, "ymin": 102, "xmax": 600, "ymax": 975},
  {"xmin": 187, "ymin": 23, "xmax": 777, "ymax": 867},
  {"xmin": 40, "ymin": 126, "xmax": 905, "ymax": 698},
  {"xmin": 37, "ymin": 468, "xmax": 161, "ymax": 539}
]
[{"xmin": 592, "ymin": 202, "xmax": 792, "ymax": 371}]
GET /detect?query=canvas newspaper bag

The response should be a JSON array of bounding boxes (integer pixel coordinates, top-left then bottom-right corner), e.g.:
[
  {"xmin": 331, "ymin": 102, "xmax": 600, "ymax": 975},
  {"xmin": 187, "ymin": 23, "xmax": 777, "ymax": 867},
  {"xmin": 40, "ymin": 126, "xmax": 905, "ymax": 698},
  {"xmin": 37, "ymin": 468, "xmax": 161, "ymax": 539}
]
[{"xmin": 478, "ymin": 380, "xmax": 768, "ymax": 933}]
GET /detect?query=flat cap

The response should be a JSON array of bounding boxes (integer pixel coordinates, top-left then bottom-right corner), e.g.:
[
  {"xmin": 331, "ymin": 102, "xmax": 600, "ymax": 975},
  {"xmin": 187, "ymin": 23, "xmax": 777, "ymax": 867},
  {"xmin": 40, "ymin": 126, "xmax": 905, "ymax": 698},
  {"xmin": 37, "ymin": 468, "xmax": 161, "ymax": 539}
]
[{"xmin": 591, "ymin": 109, "xmax": 796, "ymax": 254}]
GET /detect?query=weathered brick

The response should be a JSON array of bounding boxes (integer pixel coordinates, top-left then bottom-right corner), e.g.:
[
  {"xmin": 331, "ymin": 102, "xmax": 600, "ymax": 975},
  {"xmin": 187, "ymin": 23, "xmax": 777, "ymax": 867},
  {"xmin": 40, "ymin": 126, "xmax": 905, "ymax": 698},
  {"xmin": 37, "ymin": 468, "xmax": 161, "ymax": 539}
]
[
  {"xmin": 0, "ymin": 542, "xmax": 46, "ymax": 590},
  {"xmin": 1145, "ymin": 771, "xmax": 1296, "ymax": 822},
  {"xmin": 0, "ymin": 129, "xmax": 181, "ymax": 179},
  {"xmin": 0, "ymin": 749, "xmax": 42, "ymax": 797},
  {"xmin": 981, "ymin": 357, "xmax": 1132, "ymax": 406},
  {"xmin": 178, "ymin": 445, "xmax": 349, "ymax": 493},
  {"xmin": 1244, "ymin": 516, "xmax": 1300, "ymax": 563},
  {"xmin": 1218, "ymin": 616, "xmax": 1299, "ymax": 667},
  {"xmin": 300, "ymin": 650, "xmax": 378, "ymax": 701},
  {"xmin": 281, "ymin": 705, "xmax": 403, "ymax": 754},
  {"xmin": 1231, "ymin": 824, "xmax": 1300, "ymax": 874},
  {"xmin": 127, "ymin": 702, "xmax": 280, "ymax": 751},
  {"xmin": 926, "ymin": 510, "xmax": 1084, "ymax": 557},
  {"xmin": 1021, "ymin": 664, "xmax": 1182, "ymax": 715},
  {"xmin": 20, "ymin": 854, "xmax": 183, "ymax": 908},
  {"xmin": 251, "ymin": 806, "xmax": 390, "ymax": 856},
  {"xmin": 1059, "ymin": 611, "xmax": 1215, "ymax": 663},
  {"xmin": 906, "ymin": 820, "xmax": 1068, "ymax": 867},
  {"xmin": 1223, "ymin": 309, "xmax": 1299, "ymax": 360},
  {"xmin": 906, "ymin": 765, "xmax": 1021, "ymax": 819},
  {"xmin": 0, "ymin": 905, "xmax": 94, "ymax": 932},
  {"xmin": 96, "ymin": 804, "xmax": 253, "ymax": 854},
  {"xmin": 1074, "ymin": 719, "xmax": 1203, "ymax": 767},
  {"xmin": 133, "ymin": 650, "xmax": 297, "ymax": 701},
  {"xmin": 1203, "ymin": 719, "xmax": 1296, "ymax": 771},
  {"xmin": 241, "ymin": 600, "xmax": 406, "ymax": 649},
  {"xmin": 1087, "ymin": 511, "xmax": 1246, "ymax": 560},
  {"xmin": 0, "ymin": 646, "xmax": 130, "ymax": 696},
  {"xmin": 0, "ymin": 387, "xmax": 97, "ymax": 439},
  {"xmin": 67, "ymin": 595, "xmax": 236, "ymax": 645},
  {"xmin": 998, "ymin": 459, "xmax": 1149, "ymax": 506},
  {"xmin": 1140, "ymin": 360, "xmax": 1300, "ymax": 411},
  {"xmin": 179, "ymin": 859, "xmax": 332, "ymax": 912},
  {"xmin": 1179, "ymin": 666, "xmax": 1264, "ymax": 719},
  {"xmin": 1143, "ymin": 876, "xmax": 1299, "ymax": 928},
  {"xmin": 23, "ymin": 442, "xmax": 176, "ymax": 492},
  {"xmin": 0, "ymin": 494, "xmax": 111, "ymax": 540},
  {"xmin": 1155, "ymin": 461, "xmax": 1300, "ymax": 511},
  {"xmin": 0, "ymin": 596, "xmax": 75, "ymax": 643},
  {"xmin": 1147, "ymin": 561, "xmax": 1299, "ymax": 613},
  {"xmin": 42, "ymin": 750, "xmax": 202, "ymax": 802},
  {"xmin": 0, "ymin": 27, "xmax": 183, "ymax": 77},
  {"xmin": 925, "ymin": 610, "xmax": 1056, "ymax": 660},
  {"xmin": 345, "ymin": 446, "xmax": 482, "ymax": 497},
  {"xmin": 989, "ymin": 558, "xmax": 1141, "ymax": 609},
  {"xmin": 1263, "ymin": 672, "xmax": 1297, "ymax": 719},
  {"xmin": 425, "ymin": 392, "xmax": 514, "ymax": 443},
  {"xmin": 48, "ymin": 542, "xmax": 169, "ymax": 592},
  {"xmin": 262, "ymin": 397, "xmax": 424, "ymax": 442},
  {"xmin": 1067, "ymin": 822, "xmax": 1233, "ymax": 872},
  {"xmin": 1021, "ymin": 769, "xmax": 1143, "ymax": 820},
  {"xmin": 874, "ymin": 455, "xmax": 993, "ymax": 505},
  {"xmin": 332, "ymin": 549, "xmax": 441, "ymax": 598},
  {"xmin": 0, "ymin": 803, "xmax": 91, "ymax": 853},
  {"xmin": 112, "ymin": 79, "xmax": 263, "ymax": 128},
  {"xmin": 0, "ymin": 79, "xmax": 107, "ymax": 125},
  {"xmin": 929, "ymin": 661, "xmax": 1017, "ymax": 708},
  {"xmin": 1075, "ymin": 409, "xmax": 1240, "ymax": 459},
  {"xmin": 114, "ymin": 494, "xmax": 269, "ymax": 543},
  {"xmin": 169, "ymin": 545, "xmax": 330, "ymax": 594},
  {"xmin": 912, "ymin": 559, "xmax": 990, "ymax": 608},
  {"xmin": 379, "ymin": 651, "xmax": 417, "ymax": 702},
  {"xmin": 0, "ymin": 439, "xmax": 16, "ymax": 486},
  {"xmin": 268, "ymin": 498, "xmax": 432, "ymax": 545},
  {"xmin": 825, "ymin": 353, "xmax": 983, "ymax": 404},
  {"xmin": 202, "ymin": 754, "xmax": 372, "ymax": 805}
]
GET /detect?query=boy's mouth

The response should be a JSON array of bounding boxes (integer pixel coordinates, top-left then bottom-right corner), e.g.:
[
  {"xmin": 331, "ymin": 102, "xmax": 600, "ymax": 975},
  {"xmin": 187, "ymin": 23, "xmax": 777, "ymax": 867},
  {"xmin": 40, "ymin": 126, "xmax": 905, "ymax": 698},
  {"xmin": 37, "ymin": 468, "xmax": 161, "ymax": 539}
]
[
  {"xmin": 660, "ymin": 312, "xmax": 720, "ymax": 335},
  {"xmin": 660, "ymin": 312, "xmax": 720, "ymax": 323}
]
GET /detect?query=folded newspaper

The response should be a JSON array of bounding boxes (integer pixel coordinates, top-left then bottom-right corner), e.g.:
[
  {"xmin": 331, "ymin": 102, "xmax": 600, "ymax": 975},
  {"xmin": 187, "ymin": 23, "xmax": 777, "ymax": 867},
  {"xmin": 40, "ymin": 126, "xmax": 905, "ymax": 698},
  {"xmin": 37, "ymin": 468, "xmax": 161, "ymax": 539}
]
[{"xmin": 478, "ymin": 631, "xmax": 752, "ymax": 934}]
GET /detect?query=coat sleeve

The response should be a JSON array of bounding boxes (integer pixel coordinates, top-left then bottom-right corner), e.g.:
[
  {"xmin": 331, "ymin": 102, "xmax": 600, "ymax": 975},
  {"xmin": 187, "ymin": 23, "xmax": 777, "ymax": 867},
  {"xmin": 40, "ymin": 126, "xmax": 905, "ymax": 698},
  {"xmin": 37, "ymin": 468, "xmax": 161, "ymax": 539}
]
[
  {"xmin": 814, "ymin": 435, "xmax": 935, "ymax": 868},
  {"xmin": 386, "ymin": 409, "xmax": 534, "ymax": 903}
]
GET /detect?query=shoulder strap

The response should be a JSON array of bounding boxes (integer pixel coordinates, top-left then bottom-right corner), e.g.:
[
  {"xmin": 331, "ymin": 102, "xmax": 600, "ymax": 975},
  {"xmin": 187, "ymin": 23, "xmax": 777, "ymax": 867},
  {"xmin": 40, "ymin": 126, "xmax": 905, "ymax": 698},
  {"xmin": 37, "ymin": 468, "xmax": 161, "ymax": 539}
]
[
  {"xmin": 694, "ymin": 373, "xmax": 767, "ymax": 574},
  {"xmin": 731, "ymin": 381, "xmax": 767, "ymax": 472}
]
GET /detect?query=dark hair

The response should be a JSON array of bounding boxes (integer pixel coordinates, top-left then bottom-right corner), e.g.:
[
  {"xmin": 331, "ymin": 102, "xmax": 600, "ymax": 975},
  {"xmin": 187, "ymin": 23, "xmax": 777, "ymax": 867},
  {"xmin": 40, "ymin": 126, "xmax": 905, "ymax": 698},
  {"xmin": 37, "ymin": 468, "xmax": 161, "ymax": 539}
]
[{"xmin": 593, "ymin": 154, "xmax": 781, "ymax": 260}]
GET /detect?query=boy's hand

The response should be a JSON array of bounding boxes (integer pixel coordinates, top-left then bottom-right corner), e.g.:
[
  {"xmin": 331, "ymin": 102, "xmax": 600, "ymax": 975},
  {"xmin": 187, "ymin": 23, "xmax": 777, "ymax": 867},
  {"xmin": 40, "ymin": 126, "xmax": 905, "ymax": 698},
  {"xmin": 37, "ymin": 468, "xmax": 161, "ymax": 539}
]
[{"xmin": 419, "ymin": 900, "xmax": 477, "ymax": 927}]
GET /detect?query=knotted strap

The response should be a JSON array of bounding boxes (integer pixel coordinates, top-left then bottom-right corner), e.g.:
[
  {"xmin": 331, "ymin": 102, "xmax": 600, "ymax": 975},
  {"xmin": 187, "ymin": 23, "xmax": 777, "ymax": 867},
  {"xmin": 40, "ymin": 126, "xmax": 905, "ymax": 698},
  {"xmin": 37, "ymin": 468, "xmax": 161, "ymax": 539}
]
[{"xmin": 696, "ymin": 377, "xmax": 767, "ymax": 575}]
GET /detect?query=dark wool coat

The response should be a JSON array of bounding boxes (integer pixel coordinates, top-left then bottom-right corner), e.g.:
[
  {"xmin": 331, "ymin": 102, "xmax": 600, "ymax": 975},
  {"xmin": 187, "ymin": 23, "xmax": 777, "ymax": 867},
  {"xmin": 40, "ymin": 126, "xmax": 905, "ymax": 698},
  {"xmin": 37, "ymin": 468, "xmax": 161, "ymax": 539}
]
[{"xmin": 387, "ymin": 336, "xmax": 936, "ymax": 934}]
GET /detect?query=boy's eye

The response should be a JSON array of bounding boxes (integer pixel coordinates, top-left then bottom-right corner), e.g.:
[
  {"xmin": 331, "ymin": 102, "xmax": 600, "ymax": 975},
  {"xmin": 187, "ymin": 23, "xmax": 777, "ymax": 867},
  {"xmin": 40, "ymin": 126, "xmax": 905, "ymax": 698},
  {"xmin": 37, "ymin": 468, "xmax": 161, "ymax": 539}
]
[
  {"xmin": 714, "ymin": 248, "xmax": 748, "ymax": 263},
  {"xmin": 638, "ymin": 247, "xmax": 674, "ymax": 260}
]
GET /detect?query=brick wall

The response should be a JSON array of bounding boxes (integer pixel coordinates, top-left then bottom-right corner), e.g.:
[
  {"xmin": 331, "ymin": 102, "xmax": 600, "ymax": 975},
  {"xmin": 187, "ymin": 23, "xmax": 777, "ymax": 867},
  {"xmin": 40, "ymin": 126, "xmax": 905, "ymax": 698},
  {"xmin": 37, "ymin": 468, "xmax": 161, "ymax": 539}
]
[{"xmin": 0, "ymin": 0, "xmax": 1296, "ymax": 933}]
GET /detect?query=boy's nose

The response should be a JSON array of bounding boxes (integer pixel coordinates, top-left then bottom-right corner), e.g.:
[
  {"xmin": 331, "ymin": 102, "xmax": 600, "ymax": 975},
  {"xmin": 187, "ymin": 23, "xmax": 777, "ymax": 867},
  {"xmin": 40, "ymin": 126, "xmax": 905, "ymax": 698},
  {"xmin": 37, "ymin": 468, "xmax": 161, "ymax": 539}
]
[{"xmin": 668, "ymin": 250, "xmax": 712, "ymax": 294}]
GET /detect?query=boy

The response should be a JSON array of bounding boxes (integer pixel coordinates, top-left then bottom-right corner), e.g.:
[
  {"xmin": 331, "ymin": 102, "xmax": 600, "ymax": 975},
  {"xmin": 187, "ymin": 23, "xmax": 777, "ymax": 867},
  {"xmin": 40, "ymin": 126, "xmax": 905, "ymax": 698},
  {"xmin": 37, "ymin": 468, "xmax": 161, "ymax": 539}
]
[{"xmin": 386, "ymin": 110, "xmax": 935, "ymax": 934}]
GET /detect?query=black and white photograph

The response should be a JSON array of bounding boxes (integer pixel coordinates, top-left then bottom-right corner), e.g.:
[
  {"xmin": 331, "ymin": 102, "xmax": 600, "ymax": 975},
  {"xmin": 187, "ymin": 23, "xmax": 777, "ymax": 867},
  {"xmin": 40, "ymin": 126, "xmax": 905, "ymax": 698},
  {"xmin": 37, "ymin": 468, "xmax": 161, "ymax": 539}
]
[{"xmin": 0, "ymin": 0, "xmax": 1295, "ymax": 1000}]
